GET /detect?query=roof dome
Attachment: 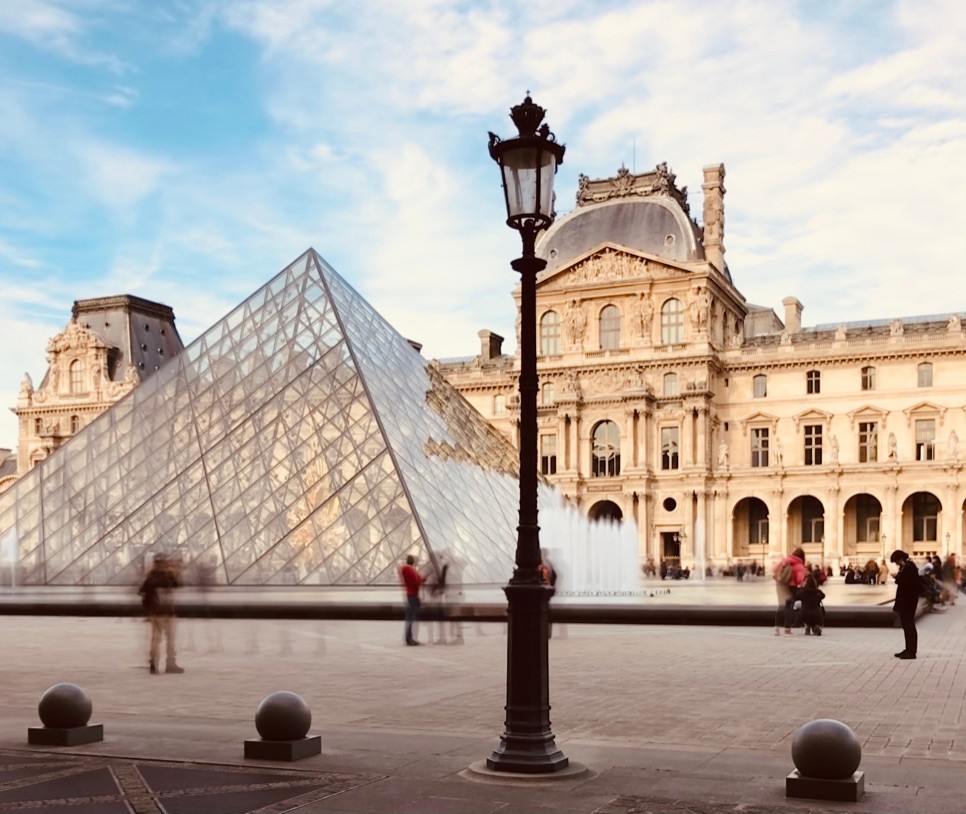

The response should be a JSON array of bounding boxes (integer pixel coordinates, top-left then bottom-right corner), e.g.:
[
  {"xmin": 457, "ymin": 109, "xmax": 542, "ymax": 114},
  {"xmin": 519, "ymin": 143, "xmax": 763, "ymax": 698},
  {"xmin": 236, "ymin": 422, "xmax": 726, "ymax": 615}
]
[{"xmin": 537, "ymin": 165, "xmax": 704, "ymax": 275}]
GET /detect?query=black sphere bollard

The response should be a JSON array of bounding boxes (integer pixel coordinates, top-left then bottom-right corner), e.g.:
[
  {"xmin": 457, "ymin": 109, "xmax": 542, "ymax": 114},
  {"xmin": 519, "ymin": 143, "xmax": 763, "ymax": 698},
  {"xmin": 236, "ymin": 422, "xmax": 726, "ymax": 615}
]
[
  {"xmin": 244, "ymin": 691, "xmax": 321, "ymax": 761},
  {"xmin": 28, "ymin": 683, "xmax": 103, "ymax": 746},
  {"xmin": 786, "ymin": 719, "xmax": 864, "ymax": 802}
]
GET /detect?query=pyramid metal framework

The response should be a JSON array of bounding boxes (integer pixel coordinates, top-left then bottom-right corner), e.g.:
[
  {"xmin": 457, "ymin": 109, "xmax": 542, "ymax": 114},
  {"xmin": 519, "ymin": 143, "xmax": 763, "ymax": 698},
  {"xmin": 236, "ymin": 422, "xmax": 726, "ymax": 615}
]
[{"xmin": 0, "ymin": 250, "xmax": 526, "ymax": 586}]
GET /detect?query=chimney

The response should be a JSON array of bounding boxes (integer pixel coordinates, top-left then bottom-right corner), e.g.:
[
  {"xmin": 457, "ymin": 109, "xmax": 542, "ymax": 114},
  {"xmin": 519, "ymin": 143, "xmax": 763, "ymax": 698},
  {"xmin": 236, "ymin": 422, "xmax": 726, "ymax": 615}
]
[
  {"xmin": 478, "ymin": 330, "xmax": 504, "ymax": 361},
  {"xmin": 701, "ymin": 163, "xmax": 726, "ymax": 272},
  {"xmin": 782, "ymin": 297, "xmax": 803, "ymax": 334}
]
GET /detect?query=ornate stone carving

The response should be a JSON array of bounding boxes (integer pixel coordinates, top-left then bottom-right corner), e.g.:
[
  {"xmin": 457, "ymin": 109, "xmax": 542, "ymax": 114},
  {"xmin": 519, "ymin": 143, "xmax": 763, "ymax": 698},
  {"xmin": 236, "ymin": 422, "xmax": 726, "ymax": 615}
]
[
  {"xmin": 559, "ymin": 370, "xmax": 582, "ymax": 400},
  {"xmin": 948, "ymin": 430, "xmax": 959, "ymax": 460},
  {"xmin": 575, "ymin": 163, "xmax": 690, "ymax": 214},
  {"xmin": 829, "ymin": 434, "xmax": 839, "ymax": 465},
  {"xmin": 889, "ymin": 319, "xmax": 903, "ymax": 337},
  {"xmin": 688, "ymin": 286, "xmax": 711, "ymax": 333},
  {"xmin": 835, "ymin": 325, "xmax": 847, "ymax": 341},
  {"xmin": 18, "ymin": 373, "xmax": 33, "ymax": 405},
  {"xmin": 948, "ymin": 314, "xmax": 962, "ymax": 334},
  {"xmin": 47, "ymin": 318, "xmax": 108, "ymax": 355},
  {"xmin": 717, "ymin": 441, "xmax": 730, "ymax": 469},
  {"xmin": 637, "ymin": 294, "xmax": 654, "ymax": 340},
  {"xmin": 563, "ymin": 299, "xmax": 587, "ymax": 348}
]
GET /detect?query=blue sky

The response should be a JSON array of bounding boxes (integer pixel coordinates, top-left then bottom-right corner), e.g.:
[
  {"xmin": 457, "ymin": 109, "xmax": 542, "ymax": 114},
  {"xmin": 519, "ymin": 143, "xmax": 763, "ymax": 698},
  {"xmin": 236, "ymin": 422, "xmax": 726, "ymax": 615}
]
[{"xmin": 1, "ymin": 0, "xmax": 965, "ymax": 450}]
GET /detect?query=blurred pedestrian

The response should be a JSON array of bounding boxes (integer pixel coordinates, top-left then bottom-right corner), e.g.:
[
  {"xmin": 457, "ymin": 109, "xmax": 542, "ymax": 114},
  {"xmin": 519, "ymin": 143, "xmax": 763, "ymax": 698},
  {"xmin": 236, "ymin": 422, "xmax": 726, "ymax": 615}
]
[
  {"xmin": 798, "ymin": 575, "xmax": 826, "ymax": 635},
  {"xmin": 891, "ymin": 550, "xmax": 919, "ymax": 659},
  {"xmin": 138, "ymin": 553, "xmax": 184, "ymax": 674},
  {"xmin": 773, "ymin": 547, "xmax": 807, "ymax": 636},
  {"xmin": 539, "ymin": 548, "xmax": 558, "ymax": 639},
  {"xmin": 399, "ymin": 554, "xmax": 424, "ymax": 646}
]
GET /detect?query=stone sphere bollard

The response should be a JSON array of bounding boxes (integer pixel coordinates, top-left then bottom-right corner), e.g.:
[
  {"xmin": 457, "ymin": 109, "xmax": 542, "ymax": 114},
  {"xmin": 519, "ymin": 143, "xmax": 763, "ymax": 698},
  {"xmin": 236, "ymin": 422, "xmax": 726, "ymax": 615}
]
[
  {"xmin": 255, "ymin": 691, "xmax": 312, "ymax": 741},
  {"xmin": 791, "ymin": 719, "xmax": 862, "ymax": 779},
  {"xmin": 38, "ymin": 683, "xmax": 92, "ymax": 729}
]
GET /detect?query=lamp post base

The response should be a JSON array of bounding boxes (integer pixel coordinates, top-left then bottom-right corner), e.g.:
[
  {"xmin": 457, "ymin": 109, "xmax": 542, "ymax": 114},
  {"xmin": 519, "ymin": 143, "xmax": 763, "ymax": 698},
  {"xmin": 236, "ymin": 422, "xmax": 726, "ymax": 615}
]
[{"xmin": 487, "ymin": 581, "xmax": 568, "ymax": 774}]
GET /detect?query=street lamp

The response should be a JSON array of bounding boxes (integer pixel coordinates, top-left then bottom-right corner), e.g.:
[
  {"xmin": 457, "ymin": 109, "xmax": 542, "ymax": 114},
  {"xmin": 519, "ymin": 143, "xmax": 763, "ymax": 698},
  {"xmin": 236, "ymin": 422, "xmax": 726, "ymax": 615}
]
[{"xmin": 486, "ymin": 95, "xmax": 567, "ymax": 774}]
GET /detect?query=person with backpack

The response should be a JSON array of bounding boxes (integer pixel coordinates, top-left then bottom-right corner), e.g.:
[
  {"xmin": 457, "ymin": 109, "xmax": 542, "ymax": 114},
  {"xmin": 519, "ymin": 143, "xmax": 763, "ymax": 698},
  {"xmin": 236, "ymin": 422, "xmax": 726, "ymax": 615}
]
[{"xmin": 773, "ymin": 547, "xmax": 807, "ymax": 636}]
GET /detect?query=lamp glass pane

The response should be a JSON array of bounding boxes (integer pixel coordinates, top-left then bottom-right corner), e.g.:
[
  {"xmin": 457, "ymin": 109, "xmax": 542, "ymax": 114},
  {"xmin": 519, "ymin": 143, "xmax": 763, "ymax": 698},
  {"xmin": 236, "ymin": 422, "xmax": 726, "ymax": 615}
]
[{"xmin": 501, "ymin": 147, "xmax": 538, "ymax": 219}]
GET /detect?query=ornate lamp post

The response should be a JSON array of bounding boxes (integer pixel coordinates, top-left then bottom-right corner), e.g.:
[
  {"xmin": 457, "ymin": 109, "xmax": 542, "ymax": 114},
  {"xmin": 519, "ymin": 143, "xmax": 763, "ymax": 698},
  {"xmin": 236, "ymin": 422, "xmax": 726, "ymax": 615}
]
[{"xmin": 486, "ymin": 95, "xmax": 567, "ymax": 774}]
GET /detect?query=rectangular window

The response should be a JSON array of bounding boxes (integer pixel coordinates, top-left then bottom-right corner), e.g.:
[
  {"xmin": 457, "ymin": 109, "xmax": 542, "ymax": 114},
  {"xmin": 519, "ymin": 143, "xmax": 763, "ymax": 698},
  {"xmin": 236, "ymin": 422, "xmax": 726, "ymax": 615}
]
[
  {"xmin": 806, "ymin": 370, "xmax": 820, "ymax": 394},
  {"xmin": 540, "ymin": 434, "xmax": 557, "ymax": 475},
  {"xmin": 858, "ymin": 421, "xmax": 878, "ymax": 463},
  {"xmin": 861, "ymin": 366, "xmax": 875, "ymax": 391},
  {"xmin": 494, "ymin": 394, "xmax": 506, "ymax": 415},
  {"xmin": 915, "ymin": 419, "xmax": 936, "ymax": 461},
  {"xmin": 804, "ymin": 424, "xmax": 823, "ymax": 466},
  {"xmin": 661, "ymin": 426, "xmax": 679, "ymax": 470},
  {"xmin": 918, "ymin": 362, "xmax": 933, "ymax": 387},
  {"xmin": 541, "ymin": 383, "xmax": 555, "ymax": 406},
  {"xmin": 751, "ymin": 427, "xmax": 769, "ymax": 468}
]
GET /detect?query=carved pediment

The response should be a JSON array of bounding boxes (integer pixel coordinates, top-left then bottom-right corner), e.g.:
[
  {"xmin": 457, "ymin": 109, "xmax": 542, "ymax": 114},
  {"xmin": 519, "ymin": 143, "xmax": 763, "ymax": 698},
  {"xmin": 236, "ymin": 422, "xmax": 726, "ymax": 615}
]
[
  {"xmin": 903, "ymin": 401, "xmax": 946, "ymax": 428},
  {"xmin": 847, "ymin": 405, "xmax": 889, "ymax": 429},
  {"xmin": 47, "ymin": 319, "xmax": 109, "ymax": 355},
  {"xmin": 538, "ymin": 245, "xmax": 692, "ymax": 293},
  {"xmin": 739, "ymin": 411, "xmax": 779, "ymax": 435},
  {"xmin": 792, "ymin": 408, "xmax": 833, "ymax": 432}
]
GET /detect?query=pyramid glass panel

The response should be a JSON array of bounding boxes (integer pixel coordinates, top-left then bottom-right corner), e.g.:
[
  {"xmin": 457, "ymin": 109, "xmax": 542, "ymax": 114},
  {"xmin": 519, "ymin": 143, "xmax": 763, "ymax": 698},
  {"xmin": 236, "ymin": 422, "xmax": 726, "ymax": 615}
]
[{"xmin": 0, "ymin": 248, "xmax": 553, "ymax": 586}]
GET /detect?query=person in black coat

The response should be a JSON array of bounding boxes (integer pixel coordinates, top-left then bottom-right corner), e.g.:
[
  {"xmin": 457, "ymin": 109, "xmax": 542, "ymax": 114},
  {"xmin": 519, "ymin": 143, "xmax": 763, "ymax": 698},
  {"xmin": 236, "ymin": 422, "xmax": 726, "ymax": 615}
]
[{"xmin": 891, "ymin": 550, "xmax": 920, "ymax": 659}]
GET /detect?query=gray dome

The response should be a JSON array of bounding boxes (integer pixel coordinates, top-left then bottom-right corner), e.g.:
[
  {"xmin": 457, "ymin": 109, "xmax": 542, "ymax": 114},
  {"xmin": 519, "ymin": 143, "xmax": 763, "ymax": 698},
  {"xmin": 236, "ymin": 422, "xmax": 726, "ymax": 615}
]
[{"xmin": 538, "ymin": 197, "xmax": 704, "ymax": 274}]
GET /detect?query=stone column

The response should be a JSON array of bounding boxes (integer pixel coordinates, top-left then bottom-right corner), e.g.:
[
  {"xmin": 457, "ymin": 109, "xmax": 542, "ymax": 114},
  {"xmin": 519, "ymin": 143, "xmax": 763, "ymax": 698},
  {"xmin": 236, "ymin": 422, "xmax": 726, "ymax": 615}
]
[
  {"xmin": 702, "ymin": 164, "xmax": 726, "ymax": 273},
  {"xmin": 696, "ymin": 407, "xmax": 708, "ymax": 467},
  {"xmin": 696, "ymin": 490, "xmax": 708, "ymax": 569},
  {"xmin": 557, "ymin": 413, "xmax": 568, "ymax": 471},
  {"xmin": 624, "ymin": 409, "xmax": 636, "ymax": 470},
  {"xmin": 571, "ymin": 414, "xmax": 582, "ymax": 478},
  {"xmin": 828, "ymin": 485, "xmax": 841, "ymax": 566}
]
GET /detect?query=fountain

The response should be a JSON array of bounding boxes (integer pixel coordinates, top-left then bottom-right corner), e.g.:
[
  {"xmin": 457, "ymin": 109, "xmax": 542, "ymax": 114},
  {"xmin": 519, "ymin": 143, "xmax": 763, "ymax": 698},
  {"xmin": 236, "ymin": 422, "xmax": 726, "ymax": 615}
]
[{"xmin": 540, "ymin": 492, "xmax": 641, "ymax": 595}]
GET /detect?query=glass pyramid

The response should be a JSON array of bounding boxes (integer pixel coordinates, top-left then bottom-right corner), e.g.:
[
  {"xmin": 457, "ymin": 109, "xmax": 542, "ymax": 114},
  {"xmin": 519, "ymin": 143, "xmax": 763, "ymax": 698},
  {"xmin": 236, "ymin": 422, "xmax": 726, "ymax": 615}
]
[{"xmin": 0, "ymin": 250, "xmax": 526, "ymax": 586}]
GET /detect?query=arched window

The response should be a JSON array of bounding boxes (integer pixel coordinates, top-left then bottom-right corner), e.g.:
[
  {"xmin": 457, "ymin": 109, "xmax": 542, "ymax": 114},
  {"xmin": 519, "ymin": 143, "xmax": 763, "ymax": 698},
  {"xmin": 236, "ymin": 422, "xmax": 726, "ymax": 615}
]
[
  {"xmin": 661, "ymin": 299, "xmax": 684, "ymax": 345},
  {"xmin": 540, "ymin": 311, "xmax": 560, "ymax": 355},
  {"xmin": 753, "ymin": 374, "xmax": 767, "ymax": 398},
  {"xmin": 69, "ymin": 360, "xmax": 84, "ymax": 393},
  {"xmin": 663, "ymin": 372, "xmax": 678, "ymax": 396},
  {"xmin": 861, "ymin": 366, "xmax": 875, "ymax": 391},
  {"xmin": 494, "ymin": 394, "xmax": 507, "ymax": 415},
  {"xmin": 70, "ymin": 415, "xmax": 80, "ymax": 433},
  {"xmin": 599, "ymin": 305, "xmax": 621, "ymax": 350},
  {"xmin": 541, "ymin": 382, "xmax": 555, "ymax": 406},
  {"xmin": 806, "ymin": 370, "xmax": 820, "ymax": 394},
  {"xmin": 591, "ymin": 420, "xmax": 621, "ymax": 477},
  {"xmin": 918, "ymin": 362, "xmax": 933, "ymax": 387}
]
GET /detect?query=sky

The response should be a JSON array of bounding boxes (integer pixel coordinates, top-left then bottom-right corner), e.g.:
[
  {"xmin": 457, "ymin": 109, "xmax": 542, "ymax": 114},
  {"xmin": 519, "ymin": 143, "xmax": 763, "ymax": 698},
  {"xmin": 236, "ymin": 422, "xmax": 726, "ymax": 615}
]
[{"xmin": 1, "ymin": 0, "xmax": 965, "ymax": 451}]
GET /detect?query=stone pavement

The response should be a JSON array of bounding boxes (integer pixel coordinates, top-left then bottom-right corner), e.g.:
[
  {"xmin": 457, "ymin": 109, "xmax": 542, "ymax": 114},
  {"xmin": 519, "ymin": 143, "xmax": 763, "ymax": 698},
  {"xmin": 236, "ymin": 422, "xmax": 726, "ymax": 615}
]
[{"xmin": 0, "ymin": 602, "xmax": 963, "ymax": 813}]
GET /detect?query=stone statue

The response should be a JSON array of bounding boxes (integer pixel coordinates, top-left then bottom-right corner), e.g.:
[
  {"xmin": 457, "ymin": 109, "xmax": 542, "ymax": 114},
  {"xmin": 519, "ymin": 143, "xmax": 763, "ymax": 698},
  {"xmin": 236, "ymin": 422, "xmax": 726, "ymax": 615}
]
[
  {"xmin": 948, "ymin": 430, "xmax": 959, "ymax": 460},
  {"xmin": 890, "ymin": 319, "xmax": 903, "ymax": 337},
  {"xmin": 949, "ymin": 314, "xmax": 962, "ymax": 333},
  {"xmin": 888, "ymin": 432, "xmax": 898, "ymax": 460},
  {"xmin": 564, "ymin": 299, "xmax": 587, "ymax": 348},
  {"xmin": 695, "ymin": 287, "xmax": 711, "ymax": 332},
  {"xmin": 639, "ymin": 296, "xmax": 654, "ymax": 339},
  {"xmin": 19, "ymin": 372, "xmax": 33, "ymax": 400},
  {"xmin": 717, "ymin": 441, "xmax": 730, "ymax": 469},
  {"xmin": 829, "ymin": 434, "xmax": 839, "ymax": 465},
  {"xmin": 835, "ymin": 325, "xmax": 847, "ymax": 341},
  {"xmin": 774, "ymin": 437, "xmax": 784, "ymax": 467}
]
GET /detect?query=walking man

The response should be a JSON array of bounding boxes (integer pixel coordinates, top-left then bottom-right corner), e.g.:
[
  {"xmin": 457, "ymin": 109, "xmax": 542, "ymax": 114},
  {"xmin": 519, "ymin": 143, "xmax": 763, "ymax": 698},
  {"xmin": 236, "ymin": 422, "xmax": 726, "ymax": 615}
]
[
  {"xmin": 139, "ymin": 553, "xmax": 184, "ymax": 674},
  {"xmin": 891, "ymin": 549, "xmax": 919, "ymax": 659},
  {"xmin": 399, "ymin": 554, "xmax": 424, "ymax": 646}
]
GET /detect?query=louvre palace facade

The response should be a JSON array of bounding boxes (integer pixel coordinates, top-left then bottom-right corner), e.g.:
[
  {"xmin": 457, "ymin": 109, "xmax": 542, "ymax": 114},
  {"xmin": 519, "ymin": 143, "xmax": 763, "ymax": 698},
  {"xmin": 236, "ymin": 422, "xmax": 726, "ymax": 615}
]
[{"xmin": 438, "ymin": 163, "xmax": 966, "ymax": 571}]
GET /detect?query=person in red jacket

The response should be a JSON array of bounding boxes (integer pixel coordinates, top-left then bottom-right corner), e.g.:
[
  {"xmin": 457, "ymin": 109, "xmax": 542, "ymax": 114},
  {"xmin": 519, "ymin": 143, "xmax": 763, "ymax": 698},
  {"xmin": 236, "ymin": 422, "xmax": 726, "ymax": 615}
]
[
  {"xmin": 399, "ymin": 554, "xmax": 425, "ymax": 646},
  {"xmin": 773, "ymin": 547, "xmax": 807, "ymax": 636}
]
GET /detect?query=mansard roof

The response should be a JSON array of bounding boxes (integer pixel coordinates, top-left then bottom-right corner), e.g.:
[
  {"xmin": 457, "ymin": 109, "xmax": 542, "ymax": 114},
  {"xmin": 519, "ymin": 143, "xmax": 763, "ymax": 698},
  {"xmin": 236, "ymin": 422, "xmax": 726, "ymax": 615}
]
[{"xmin": 537, "ymin": 164, "xmax": 706, "ymax": 276}]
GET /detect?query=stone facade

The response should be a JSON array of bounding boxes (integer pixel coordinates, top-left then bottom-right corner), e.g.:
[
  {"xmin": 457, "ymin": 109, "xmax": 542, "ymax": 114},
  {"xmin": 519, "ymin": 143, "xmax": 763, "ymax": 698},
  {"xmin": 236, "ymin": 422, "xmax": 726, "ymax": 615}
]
[
  {"xmin": 1, "ymin": 296, "xmax": 183, "ymax": 493},
  {"xmin": 438, "ymin": 163, "xmax": 966, "ymax": 570}
]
